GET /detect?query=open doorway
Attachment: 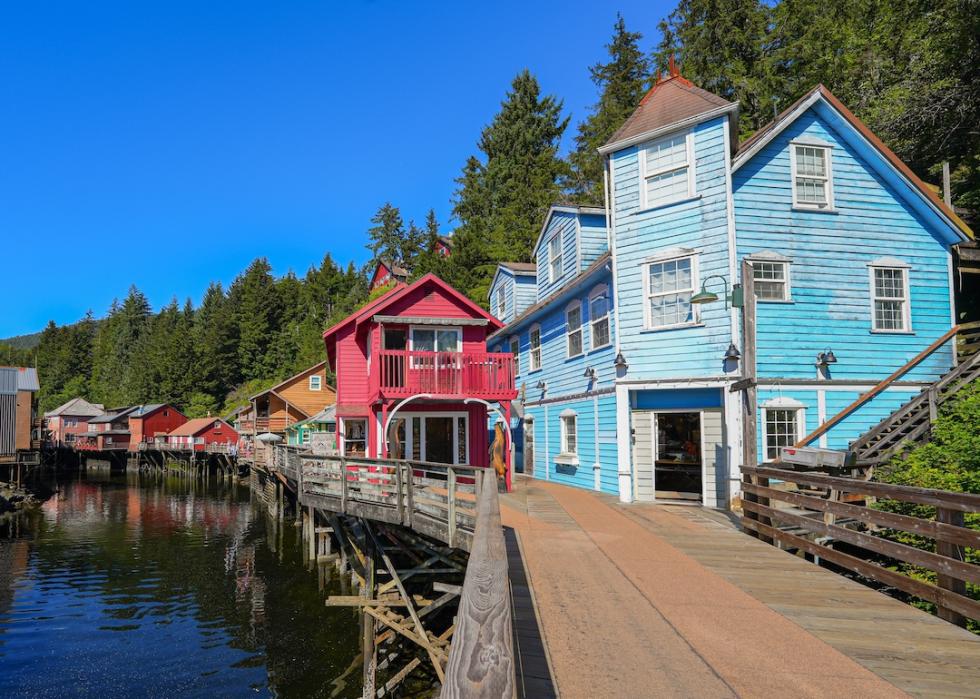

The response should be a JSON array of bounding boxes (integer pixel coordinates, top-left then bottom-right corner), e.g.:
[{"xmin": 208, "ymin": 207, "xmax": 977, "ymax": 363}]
[{"xmin": 654, "ymin": 412, "xmax": 703, "ymax": 501}]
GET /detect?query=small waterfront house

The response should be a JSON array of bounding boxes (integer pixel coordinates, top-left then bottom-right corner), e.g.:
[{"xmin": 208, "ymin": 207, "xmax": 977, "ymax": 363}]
[
  {"xmin": 0, "ymin": 367, "xmax": 40, "ymax": 459},
  {"xmin": 285, "ymin": 405, "xmax": 337, "ymax": 447},
  {"xmin": 236, "ymin": 361, "xmax": 336, "ymax": 437},
  {"xmin": 369, "ymin": 259, "xmax": 410, "ymax": 292},
  {"xmin": 44, "ymin": 397, "xmax": 105, "ymax": 446},
  {"xmin": 322, "ymin": 274, "xmax": 517, "ymax": 472},
  {"xmin": 166, "ymin": 417, "xmax": 239, "ymax": 452},
  {"xmin": 77, "ymin": 407, "xmax": 138, "ymax": 451},
  {"xmin": 128, "ymin": 404, "xmax": 188, "ymax": 449},
  {"xmin": 490, "ymin": 66, "xmax": 971, "ymax": 508}
]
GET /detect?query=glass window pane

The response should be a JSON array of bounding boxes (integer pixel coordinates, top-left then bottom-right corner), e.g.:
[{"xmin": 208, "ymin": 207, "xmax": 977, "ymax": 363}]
[
  {"xmin": 437, "ymin": 330, "xmax": 459, "ymax": 352},
  {"xmin": 413, "ymin": 329, "xmax": 435, "ymax": 352}
]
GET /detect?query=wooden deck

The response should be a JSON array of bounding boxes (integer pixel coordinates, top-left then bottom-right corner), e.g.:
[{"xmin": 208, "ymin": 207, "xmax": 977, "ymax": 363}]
[{"xmin": 501, "ymin": 477, "xmax": 980, "ymax": 699}]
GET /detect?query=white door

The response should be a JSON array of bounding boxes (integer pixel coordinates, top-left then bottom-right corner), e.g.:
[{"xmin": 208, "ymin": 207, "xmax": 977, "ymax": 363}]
[{"xmin": 631, "ymin": 410, "xmax": 655, "ymax": 502}]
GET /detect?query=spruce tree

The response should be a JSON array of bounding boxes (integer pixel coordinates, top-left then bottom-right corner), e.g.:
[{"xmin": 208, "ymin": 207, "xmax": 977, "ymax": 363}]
[
  {"xmin": 194, "ymin": 282, "xmax": 239, "ymax": 405},
  {"xmin": 365, "ymin": 203, "xmax": 406, "ymax": 268},
  {"xmin": 567, "ymin": 14, "xmax": 651, "ymax": 204},
  {"xmin": 229, "ymin": 258, "xmax": 281, "ymax": 383}
]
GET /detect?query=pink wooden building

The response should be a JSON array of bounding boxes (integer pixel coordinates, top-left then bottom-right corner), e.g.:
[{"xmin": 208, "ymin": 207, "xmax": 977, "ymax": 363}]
[
  {"xmin": 44, "ymin": 397, "xmax": 105, "ymax": 446},
  {"xmin": 322, "ymin": 274, "xmax": 517, "ymax": 481}
]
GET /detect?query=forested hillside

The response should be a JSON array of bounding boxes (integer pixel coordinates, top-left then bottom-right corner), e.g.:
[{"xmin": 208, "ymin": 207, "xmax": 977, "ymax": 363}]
[{"xmin": 22, "ymin": 0, "xmax": 978, "ymax": 416}]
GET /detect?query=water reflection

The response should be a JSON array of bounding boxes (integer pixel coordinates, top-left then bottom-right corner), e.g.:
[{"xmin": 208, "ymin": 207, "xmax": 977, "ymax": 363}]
[{"xmin": 0, "ymin": 470, "xmax": 360, "ymax": 698}]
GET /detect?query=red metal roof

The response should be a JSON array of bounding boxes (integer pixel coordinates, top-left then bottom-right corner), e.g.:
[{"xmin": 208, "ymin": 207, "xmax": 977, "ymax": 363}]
[
  {"xmin": 168, "ymin": 417, "xmax": 230, "ymax": 437},
  {"xmin": 603, "ymin": 68, "xmax": 734, "ymax": 150}
]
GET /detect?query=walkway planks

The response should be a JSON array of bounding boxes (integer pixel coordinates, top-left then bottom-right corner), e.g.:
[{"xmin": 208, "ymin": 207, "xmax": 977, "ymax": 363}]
[{"xmin": 500, "ymin": 477, "xmax": 980, "ymax": 699}]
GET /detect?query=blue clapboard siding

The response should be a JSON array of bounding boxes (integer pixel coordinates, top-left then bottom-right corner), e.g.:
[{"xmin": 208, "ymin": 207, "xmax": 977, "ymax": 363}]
[
  {"xmin": 734, "ymin": 107, "xmax": 956, "ymax": 383},
  {"xmin": 513, "ymin": 274, "xmax": 536, "ymax": 317},
  {"xmin": 488, "ymin": 269, "xmax": 515, "ymax": 323},
  {"xmin": 492, "ymin": 268, "xmax": 615, "ymax": 397},
  {"xmin": 579, "ymin": 212, "xmax": 609, "ymax": 269},
  {"xmin": 611, "ymin": 116, "xmax": 734, "ymax": 379},
  {"xmin": 536, "ymin": 211, "xmax": 580, "ymax": 299},
  {"xmin": 523, "ymin": 394, "xmax": 618, "ymax": 494}
]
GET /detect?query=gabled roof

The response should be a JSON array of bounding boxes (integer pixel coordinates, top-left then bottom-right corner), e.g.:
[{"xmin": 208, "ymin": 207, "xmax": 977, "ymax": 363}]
[
  {"xmin": 488, "ymin": 252, "xmax": 613, "ymax": 341},
  {"xmin": 375, "ymin": 259, "xmax": 409, "ymax": 278},
  {"xmin": 168, "ymin": 417, "xmax": 235, "ymax": 437},
  {"xmin": 488, "ymin": 262, "xmax": 538, "ymax": 301},
  {"xmin": 45, "ymin": 397, "xmax": 105, "ymax": 418},
  {"xmin": 287, "ymin": 405, "xmax": 337, "ymax": 431},
  {"xmin": 437, "ymin": 235, "xmax": 454, "ymax": 249},
  {"xmin": 248, "ymin": 361, "xmax": 333, "ymax": 401},
  {"xmin": 532, "ymin": 204, "xmax": 608, "ymax": 258},
  {"xmin": 129, "ymin": 403, "xmax": 168, "ymax": 418},
  {"xmin": 733, "ymin": 84, "xmax": 972, "ymax": 241},
  {"xmin": 599, "ymin": 63, "xmax": 737, "ymax": 155},
  {"xmin": 89, "ymin": 406, "xmax": 140, "ymax": 424},
  {"xmin": 0, "ymin": 366, "xmax": 40, "ymax": 392}
]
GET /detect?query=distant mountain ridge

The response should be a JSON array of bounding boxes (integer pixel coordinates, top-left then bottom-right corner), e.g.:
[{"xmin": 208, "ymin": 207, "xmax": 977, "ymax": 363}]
[{"xmin": 0, "ymin": 331, "xmax": 42, "ymax": 350}]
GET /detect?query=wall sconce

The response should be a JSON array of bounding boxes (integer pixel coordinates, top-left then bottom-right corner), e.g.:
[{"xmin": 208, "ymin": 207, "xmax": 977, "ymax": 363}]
[
  {"xmin": 815, "ymin": 349, "xmax": 838, "ymax": 367},
  {"xmin": 535, "ymin": 380, "xmax": 547, "ymax": 391},
  {"xmin": 614, "ymin": 352, "xmax": 628, "ymax": 371},
  {"xmin": 723, "ymin": 343, "xmax": 741, "ymax": 362},
  {"xmin": 690, "ymin": 275, "xmax": 744, "ymax": 310},
  {"xmin": 583, "ymin": 366, "xmax": 597, "ymax": 381}
]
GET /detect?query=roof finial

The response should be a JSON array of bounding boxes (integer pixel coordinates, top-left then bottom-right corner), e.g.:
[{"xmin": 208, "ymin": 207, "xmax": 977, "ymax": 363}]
[{"xmin": 668, "ymin": 54, "xmax": 680, "ymax": 77}]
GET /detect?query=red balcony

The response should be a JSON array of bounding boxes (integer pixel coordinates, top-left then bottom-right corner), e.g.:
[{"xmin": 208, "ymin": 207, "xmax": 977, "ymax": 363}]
[{"xmin": 377, "ymin": 350, "xmax": 517, "ymax": 401}]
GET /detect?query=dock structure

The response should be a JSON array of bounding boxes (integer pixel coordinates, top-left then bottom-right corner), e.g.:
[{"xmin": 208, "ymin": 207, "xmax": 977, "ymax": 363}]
[{"xmin": 265, "ymin": 446, "xmax": 980, "ymax": 698}]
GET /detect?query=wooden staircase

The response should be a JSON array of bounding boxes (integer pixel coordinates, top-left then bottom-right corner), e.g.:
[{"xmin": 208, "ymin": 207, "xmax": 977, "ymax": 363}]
[{"xmin": 848, "ymin": 349, "xmax": 980, "ymax": 466}]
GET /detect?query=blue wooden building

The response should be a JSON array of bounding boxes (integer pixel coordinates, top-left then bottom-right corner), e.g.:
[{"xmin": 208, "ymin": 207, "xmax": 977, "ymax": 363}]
[{"xmin": 490, "ymin": 67, "xmax": 971, "ymax": 508}]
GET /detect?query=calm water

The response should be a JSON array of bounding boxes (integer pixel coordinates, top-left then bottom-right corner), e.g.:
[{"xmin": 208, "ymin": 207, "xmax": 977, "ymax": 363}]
[{"xmin": 0, "ymin": 469, "xmax": 362, "ymax": 698}]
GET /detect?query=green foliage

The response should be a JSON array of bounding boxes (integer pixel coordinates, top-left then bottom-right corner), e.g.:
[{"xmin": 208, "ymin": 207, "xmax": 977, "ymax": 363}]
[
  {"xmin": 221, "ymin": 378, "xmax": 278, "ymax": 416},
  {"xmin": 184, "ymin": 392, "xmax": 219, "ymax": 419},
  {"xmin": 874, "ymin": 382, "xmax": 980, "ymax": 631},
  {"xmin": 567, "ymin": 14, "xmax": 652, "ymax": 204},
  {"xmin": 365, "ymin": 202, "xmax": 407, "ymax": 268}
]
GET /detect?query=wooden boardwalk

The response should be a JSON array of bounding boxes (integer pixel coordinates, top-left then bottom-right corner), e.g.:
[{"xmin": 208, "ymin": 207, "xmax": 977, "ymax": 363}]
[{"xmin": 501, "ymin": 477, "xmax": 980, "ymax": 699}]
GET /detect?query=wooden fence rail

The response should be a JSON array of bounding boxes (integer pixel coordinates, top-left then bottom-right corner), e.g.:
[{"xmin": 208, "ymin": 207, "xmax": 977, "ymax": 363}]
[
  {"xmin": 742, "ymin": 464, "xmax": 980, "ymax": 627},
  {"xmin": 957, "ymin": 319, "xmax": 980, "ymax": 359}
]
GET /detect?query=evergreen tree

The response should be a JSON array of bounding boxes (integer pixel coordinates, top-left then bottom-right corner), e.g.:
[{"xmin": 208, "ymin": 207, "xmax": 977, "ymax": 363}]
[
  {"xmin": 448, "ymin": 70, "xmax": 569, "ymax": 302},
  {"xmin": 194, "ymin": 282, "xmax": 239, "ymax": 404},
  {"xmin": 410, "ymin": 209, "xmax": 448, "ymax": 280},
  {"xmin": 229, "ymin": 259, "xmax": 281, "ymax": 382},
  {"xmin": 568, "ymin": 15, "xmax": 652, "ymax": 204},
  {"xmin": 365, "ymin": 203, "xmax": 406, "ymax": 268}
]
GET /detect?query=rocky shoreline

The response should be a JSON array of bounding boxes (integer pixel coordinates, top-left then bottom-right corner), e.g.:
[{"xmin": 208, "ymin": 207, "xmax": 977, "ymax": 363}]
[{"xmin": 0, "ymin": 484, "xmax": 41, "ymax": 515}]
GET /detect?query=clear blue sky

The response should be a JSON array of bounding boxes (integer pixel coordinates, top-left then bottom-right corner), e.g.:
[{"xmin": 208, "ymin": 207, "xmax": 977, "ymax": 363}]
[{"xmin": 0, "ymin": 0, "xmax": 672, "ymax": 337}]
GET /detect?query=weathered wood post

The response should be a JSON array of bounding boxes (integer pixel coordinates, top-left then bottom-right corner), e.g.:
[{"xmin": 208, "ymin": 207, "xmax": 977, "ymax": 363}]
[
  {"xmin": 361, "ymin": 537, "xmax": 376, "ymax": 698},
  {"xmin": 936, "ymin": 507, "xmax": 967, "ymax": 628},
  {"xmin": 739, "ymin": 260, "xmax": 763, "ymax": 539}
]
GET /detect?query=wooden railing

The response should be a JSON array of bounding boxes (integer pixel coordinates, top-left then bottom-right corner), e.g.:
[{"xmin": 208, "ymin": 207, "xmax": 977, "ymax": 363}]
[
  {"xmin": 239, "ymin": 416, "xmax": 292, "ymax": 433},
  {"xmin": 377, "ymin": 350, "xmax": 517, "ymax": 400},
  {"xmin": 741, "ymin": 464, "xmax": 980, "ymax": 628},
  {"xmin": 957, "ymin": 320, "xmax": 980, "ymax": 359}
]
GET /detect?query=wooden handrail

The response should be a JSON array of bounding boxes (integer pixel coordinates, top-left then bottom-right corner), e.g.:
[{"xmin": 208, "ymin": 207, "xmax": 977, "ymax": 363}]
[
  {"xmin": 795, "ymin": 325, "xmax": 959, "ymax": 448},
  {"xmin": 440, "ymin": 468, "xmax": 515, "ymax": 698}
]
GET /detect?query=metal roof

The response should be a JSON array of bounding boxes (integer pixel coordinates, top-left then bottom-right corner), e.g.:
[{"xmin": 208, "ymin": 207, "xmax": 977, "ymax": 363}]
[
  {"xmin": 0, "ymin": 368, "xmax": 16, "ymax": 396},
  {"xmin": 45, "ymin": 397, "xmax": 106, "ymax": 418},
  {"xmin": 130, "ymin": 403, "xmax": 165, "ymax": 417},
  {"xmin": 89, "ymin": 406, "xmax": 139, "ymax": 424},
  {"xmin": 0, "ymin": 366, "xmax": 39, "ymax": 392}
]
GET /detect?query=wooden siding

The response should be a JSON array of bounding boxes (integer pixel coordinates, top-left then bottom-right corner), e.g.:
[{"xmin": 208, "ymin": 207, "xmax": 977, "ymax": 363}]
[
  {"xmin": 489, "ymin": 269, "xmax": 537, "ymax": 326},
  {"xmin": 701, "ymin": 409, "xmax": 725, "ymax": 507},
  {"xmin": 578, "ymin": 212, "xmax": 609, "ymax": 270},
  {"xmin": 130, "ymin": 406, "xmax": 187, "ymax": 445},
  {"xmin": 276, "ymin": 364, "xmax": 336, "ymax": 417},
  {"xmin": 488, "ymin": 270, "xmax": 515, "ymax": 323},
  {"xmin": 734, "ymin": 108, "xmax": 956, "ymax": 383},
  {"xmin": 523, "ymin": 394, "xmax": 618, "ymax": 494},
  {"xmin": 536, "ymin": 211, "xmax": 580, "ymax": 299},
  {"xmin": 15, "ymin": 390, "xmax": 32, "ymax": 451},
  {"xmin": 513, "ymin": 275, "xmax": 536, "ymax": 317},
  {"xmin": 611, "ymin": 116, "xmax": 734, "ymax": 379}
]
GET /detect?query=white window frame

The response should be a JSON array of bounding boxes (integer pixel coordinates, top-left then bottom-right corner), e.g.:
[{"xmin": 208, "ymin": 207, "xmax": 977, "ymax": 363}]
[
  {"xmin": 528, "ymin": 324, "xmax": 542, "ymax": 371},
  {"xmin": 309, "ymin": 375, "xmax": 322, "ymax": 391},
  {"xmin": 643, "ymin": 253, "xmax": 700, "ymax": 331},
  {"xmin": 869, "ymin": 264, "xmax": 911, "ymax": 333},
  {"xmin": 565, "ymin": 301, "xmax": 584, "ymax": 358},
  {"xmin": 509, "ymin": 335, "xmax": 520, "ymax": 375},
  {"xmin": 399, "ymin": 411, "xmax": 470, "ymax": 466},
  {"xmin": 589, "ymin": 284, "xmax": 611, "ymax": 350},
  {"xmin": 548, "ymin": 235, "xmax": 562, "ymax": 283},
  {"xmin": 638, "ymin": 130, "xmax": 696, "ymax": 210},
  {"xmin": 495, "ymin": 286, "xmax": 506, "ymax": 319},
  {"xmin": 558, "ymin": 409, "xmax": 578, "ymax": 463},
  {"xmin": 409, "ymin": 327, "xmax": 462, "ymax": 353},
  {"xmin": 750, "ymin": 260, "xmax": 792, "ymax": 302},
  {"xmin": 761, "ymin": 400, "xmax": 806, "ymax": 462},
  {"xmin": 790, "ymin": 141, "xmax": 834, "ymax": 210}
]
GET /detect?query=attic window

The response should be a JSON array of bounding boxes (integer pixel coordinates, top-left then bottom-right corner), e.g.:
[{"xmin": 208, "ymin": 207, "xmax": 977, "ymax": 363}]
[
  {"xmin": 548, "ymin": 235, "xmax": 562, "ymax": 283},
  {"xmin": 309, "ymin": 375, "xmax": 322, "ymax": 391},
  {"xmin": 495, "ymin": 286, "xmax": 506, "ymax": 319},
  {"xmin": 791, "ymin": 143, "xmax": 833, "ymax": 209},
  {"xmin": 640, "ymin": 132, "xmax": 694, "ymax": 209}
]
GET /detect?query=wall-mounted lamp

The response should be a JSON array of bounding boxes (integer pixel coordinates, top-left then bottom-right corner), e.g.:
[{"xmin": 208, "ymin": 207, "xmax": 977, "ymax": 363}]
[
  {"xmin": 691, "ymin": 275, "xmax": 744, "ymax": 310},
  {"xmin": 535, "ymin": 380, "xmax": 547, "ymax": 391},
  {"xmin": 815, "ymin": 349, "xmax": 838, "ymax": 367},
  {"xmin": 583, "ymin": 366, "xmax": 597, "ymax": 381},
  {"xmin": 614, "ymin": 352, "xmax": 629, "ymax": 371},
  {"xmin": 723, "ymin": 343, "xmax": 741, "ymax": 362}
]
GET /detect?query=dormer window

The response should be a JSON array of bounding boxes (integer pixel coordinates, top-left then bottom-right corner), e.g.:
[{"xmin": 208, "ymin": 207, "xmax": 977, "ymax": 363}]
[
  {"xmin": 548, "ymin": 235, "xmax": 562, "ymax": 283},
  {"xmin": 639, "ymin": 132, "xmax": 694, "ymax": 209},
  {"xmin": 791, "ymin": 143, "xmax": 833, "ymax": 209},
  {"xmin": 495, "ymin": 286, "xmax": 506, "ymax": 319}
]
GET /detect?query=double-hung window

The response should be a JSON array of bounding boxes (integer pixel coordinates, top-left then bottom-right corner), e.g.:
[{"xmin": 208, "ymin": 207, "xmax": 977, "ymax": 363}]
[
  {"xmin": 871, "ymin": 266, "xmax": 910, "ymax": 332},
  {"xmin": 589, "ymin": 286, "xmax": 610, "ymax": 349},
  {"xmin": 640, "ymin": 132, "xmax": 693, "ymax": 208},
  {"xmin": 560, "ymin": 412, "xmax": 577, "ymax": 456},
  {"xmin": 495, "ymin": 287, "xmax": 506, "ymax": 319},
  {"xmin": 343, "ymin": 418, "xmax": 367, "ymax": 457},
  {"xmin": 509, "ymin": 336, "xmax": 520, "ymax": 375},
  {"xmin": 792, "ymin": 144, "xmax": 833, "ymax": 209},
  {"xmin": 309, "ymin": 375, "xmax": 322, "ymax": 391},
  {"xmin": 763, "ymin": 406, "xmax": 804, "ymax": 461},
  {"xmin": 751, "ymin": 261, "xmax": 790, "ymax": 301},
  {"xmin": 645, "ymin": 255, "xmax": 696, "ymax": 329},
  {"xmin": 566, "ymin": 302, "xmax": 583, "ymax": 357},
  {"xmin": 548, "ymin": 236, "xmax": 562, "ymax": 283},
  {"xmin": 529, "ymin": 325, "xmax": 542, "ymax": 371}
]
